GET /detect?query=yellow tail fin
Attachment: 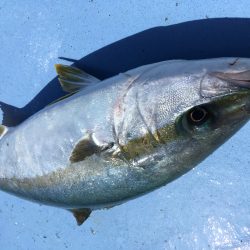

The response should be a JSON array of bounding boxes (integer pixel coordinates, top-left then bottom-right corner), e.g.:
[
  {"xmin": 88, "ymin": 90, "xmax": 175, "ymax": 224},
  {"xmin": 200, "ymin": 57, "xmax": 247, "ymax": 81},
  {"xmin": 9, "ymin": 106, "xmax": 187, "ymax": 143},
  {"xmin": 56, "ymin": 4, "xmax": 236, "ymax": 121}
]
[{"xmin": 0, "ymin": 125, "xmax": 8, "ymax": 139}]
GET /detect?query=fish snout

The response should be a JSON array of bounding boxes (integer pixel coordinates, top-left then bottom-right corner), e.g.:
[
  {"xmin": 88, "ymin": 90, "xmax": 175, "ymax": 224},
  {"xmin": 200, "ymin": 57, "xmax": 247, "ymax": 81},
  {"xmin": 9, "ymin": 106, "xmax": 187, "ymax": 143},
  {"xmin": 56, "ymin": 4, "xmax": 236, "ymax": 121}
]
[{"xmin": 201, "ymin": 69, "xmax": 250, "ymax": 98}]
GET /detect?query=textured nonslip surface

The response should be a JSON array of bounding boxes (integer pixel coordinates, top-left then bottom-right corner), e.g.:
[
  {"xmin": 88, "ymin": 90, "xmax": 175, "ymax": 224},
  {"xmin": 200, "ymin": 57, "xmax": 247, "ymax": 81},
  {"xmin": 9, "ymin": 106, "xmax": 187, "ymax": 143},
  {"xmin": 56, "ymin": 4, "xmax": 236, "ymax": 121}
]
[{"xmin": 0, "ymin": 1, "xmax": 250, "ymax": 250}]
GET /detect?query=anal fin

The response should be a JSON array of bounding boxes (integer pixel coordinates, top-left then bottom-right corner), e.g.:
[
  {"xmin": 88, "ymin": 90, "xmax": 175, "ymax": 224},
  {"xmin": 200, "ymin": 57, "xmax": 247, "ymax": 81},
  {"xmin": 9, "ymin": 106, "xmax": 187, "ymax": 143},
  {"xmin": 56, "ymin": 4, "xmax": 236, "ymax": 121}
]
[{"xmin": 69, "ymin": 208, "xmax": 92, "ymax": 226}]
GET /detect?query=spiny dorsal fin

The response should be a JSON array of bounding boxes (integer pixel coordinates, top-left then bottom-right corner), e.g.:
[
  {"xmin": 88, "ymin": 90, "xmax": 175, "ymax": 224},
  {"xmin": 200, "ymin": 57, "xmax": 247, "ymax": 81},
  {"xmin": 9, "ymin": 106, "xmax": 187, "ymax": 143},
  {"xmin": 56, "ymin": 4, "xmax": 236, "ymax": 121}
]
[
  {"xmin": 55, "ymin": 64, "xmax": 100, "ymax": 93},
  {"xmin": 46, "ymin": 91, "xmax": 77, "ymax": 107},
  {"xmin": 0, "ymin": 125, "xmax": 8, "ymax": 139},
  {"xmin": 69, "ymin": 208, "xmax": 92, "ymax": 226}
]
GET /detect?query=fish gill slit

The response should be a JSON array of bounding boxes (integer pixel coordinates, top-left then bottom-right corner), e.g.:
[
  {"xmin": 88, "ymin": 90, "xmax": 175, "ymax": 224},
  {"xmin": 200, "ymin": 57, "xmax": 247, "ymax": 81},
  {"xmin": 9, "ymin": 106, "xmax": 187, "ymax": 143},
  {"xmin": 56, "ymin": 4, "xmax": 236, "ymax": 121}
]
[
  {"xmin": 111, "ymin": 124, "xmax": 131, "ymax": 165},
  {"xmin": 135, "ymin": 91, "xmax": 160, "ymax": 145}
]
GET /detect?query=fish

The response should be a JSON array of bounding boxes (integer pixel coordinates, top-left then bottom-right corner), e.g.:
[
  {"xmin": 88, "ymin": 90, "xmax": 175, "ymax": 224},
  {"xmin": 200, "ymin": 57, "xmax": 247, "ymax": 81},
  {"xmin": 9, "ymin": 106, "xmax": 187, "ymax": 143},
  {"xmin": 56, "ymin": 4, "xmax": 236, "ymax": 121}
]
[{"xmin": 1, "ymin": 57, "xmax": 250, "ymax": 225}]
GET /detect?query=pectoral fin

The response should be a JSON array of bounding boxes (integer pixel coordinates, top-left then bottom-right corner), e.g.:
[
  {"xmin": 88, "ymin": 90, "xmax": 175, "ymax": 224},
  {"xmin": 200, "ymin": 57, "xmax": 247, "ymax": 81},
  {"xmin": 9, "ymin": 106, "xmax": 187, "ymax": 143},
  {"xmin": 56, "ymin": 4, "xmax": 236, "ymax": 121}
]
[
  {"xmin": 70, "ymin": 137, "xmax": 100, "ymax": 163},
  {"xmin": 69, "ymin": 208, "xmax": 92, "ymax": 225},
  {"xmin": 70, "ymin": 135, "xmax": 114, "ymax": 163},
  {"xmin": 55, "ymin": 64, "xmax": 100, "ymax": 93}
]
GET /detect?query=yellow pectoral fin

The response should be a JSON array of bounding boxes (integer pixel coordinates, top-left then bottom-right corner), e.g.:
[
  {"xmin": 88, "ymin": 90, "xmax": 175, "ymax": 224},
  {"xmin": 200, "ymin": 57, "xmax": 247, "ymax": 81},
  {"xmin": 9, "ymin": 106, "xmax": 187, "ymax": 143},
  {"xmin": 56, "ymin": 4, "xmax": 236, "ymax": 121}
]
[
  {"xmin": 70, "ymin": 137, "xmax": 100, "ymax": 163},
  {"xmin": 70, "ymin": 135, "xmax": 114, "ymax": 163}
]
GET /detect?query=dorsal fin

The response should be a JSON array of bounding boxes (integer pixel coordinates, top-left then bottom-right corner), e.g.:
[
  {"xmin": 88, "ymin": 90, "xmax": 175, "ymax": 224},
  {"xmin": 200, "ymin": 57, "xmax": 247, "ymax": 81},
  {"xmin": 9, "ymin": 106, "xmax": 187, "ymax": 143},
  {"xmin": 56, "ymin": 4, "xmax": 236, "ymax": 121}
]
[{"xmin": 55, "ymin": 64, "xmax": 100, "ymax": 93}]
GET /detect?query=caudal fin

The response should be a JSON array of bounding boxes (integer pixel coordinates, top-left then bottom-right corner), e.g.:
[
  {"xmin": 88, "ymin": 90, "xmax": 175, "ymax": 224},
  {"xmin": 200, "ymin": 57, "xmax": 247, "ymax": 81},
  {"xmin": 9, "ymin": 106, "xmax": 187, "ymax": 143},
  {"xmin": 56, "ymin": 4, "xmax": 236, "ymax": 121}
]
[
  {"xmin": 0, "ymin": 101, "xmax": 22, "ymax": 127},
  {"xmin": 0, "ymin": 125, "xmax": 8, "ymax": 139}
]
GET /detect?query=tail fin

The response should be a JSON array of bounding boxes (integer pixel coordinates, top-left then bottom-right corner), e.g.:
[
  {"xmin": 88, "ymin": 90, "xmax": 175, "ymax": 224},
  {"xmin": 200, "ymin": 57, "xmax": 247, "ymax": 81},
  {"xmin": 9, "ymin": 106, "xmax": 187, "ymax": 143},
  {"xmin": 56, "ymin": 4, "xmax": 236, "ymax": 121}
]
[
  {"xmin": 0, "ymin": 101, "xmax": 22, "ymax": 127},
  {"xmin": 0, "ymin": 125, "xmax": 8, "ymax": 139}
]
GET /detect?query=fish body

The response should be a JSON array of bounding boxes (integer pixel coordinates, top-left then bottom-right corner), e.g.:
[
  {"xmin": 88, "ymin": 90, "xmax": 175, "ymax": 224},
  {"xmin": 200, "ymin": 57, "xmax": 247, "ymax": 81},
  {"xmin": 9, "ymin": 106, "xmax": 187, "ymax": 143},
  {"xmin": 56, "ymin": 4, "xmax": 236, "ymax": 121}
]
[{"xmin": 1, "ymin": 58, "xmax": 250, "ymax": 224}]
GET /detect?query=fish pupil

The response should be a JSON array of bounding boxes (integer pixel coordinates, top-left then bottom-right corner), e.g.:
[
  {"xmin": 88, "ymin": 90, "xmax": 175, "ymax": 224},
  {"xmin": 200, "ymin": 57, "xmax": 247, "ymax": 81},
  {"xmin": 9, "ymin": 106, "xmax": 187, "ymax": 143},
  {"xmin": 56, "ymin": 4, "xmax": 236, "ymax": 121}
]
[{"xmin": 189, "ymin": 107, "xmax": 208, "ymax": 125}]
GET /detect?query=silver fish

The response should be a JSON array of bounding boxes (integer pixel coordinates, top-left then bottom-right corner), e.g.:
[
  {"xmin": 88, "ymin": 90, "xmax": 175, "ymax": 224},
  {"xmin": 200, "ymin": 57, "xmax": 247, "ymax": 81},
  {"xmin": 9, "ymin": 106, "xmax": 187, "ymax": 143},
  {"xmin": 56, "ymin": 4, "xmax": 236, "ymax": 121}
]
[{"xmin": 0, "ymin": 57, "xmax": 250, "ymax": 225}]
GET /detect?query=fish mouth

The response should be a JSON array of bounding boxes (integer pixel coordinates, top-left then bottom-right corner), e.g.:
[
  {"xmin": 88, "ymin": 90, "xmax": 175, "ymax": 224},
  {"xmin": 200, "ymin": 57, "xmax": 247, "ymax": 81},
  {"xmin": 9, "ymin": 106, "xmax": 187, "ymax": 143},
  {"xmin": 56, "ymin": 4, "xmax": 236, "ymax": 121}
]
[
  {"xmin": 212, "ymin": 70, "xmax": 250, "ymax": 116},
  {"xmin": 198, "ymin": 67, "xmax": 250, "ymax": 130},
  {"xmin": 208, "ymin": 90, "xmax": 250, "ymax": 131},
  {"xmin": 201, "ymin": 69, "xmax": 250, "ymax": 98},
  {"xmin": 211, "ymin": 70, "xmax": 250, "ymax": 89}
]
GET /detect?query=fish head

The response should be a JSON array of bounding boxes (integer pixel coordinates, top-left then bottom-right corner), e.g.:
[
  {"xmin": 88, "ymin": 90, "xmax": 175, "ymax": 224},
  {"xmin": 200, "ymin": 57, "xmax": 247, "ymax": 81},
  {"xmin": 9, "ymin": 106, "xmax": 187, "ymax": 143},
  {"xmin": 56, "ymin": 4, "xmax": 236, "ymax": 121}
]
[
  {"xmin": 116, "ymin": 60, "xmax": 250, "ymax": 179},
  {"xmin": 174, "ymin": 69, "xmax": 250, "ymax": 152},
  {"xmin": 130, "ymin": 61, "xmax": 250, "ymax": 181},
  {"xmin": 151, "ymin": 64, "xmax": 250, "ymax": 174}
]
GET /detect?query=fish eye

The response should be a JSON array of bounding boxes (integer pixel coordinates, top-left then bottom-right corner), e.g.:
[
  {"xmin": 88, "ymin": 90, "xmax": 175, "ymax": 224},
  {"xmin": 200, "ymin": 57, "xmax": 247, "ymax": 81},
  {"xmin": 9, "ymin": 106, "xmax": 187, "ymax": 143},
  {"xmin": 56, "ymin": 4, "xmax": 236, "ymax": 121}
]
[
  {"xmin": 177, "ymin": 105, "xmax": 213, "ymax": 134},
  {"xmin": 188, "ymin": 106, "xmax": 209, "ymax": 125}
]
